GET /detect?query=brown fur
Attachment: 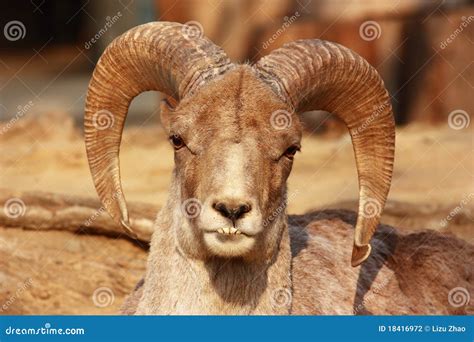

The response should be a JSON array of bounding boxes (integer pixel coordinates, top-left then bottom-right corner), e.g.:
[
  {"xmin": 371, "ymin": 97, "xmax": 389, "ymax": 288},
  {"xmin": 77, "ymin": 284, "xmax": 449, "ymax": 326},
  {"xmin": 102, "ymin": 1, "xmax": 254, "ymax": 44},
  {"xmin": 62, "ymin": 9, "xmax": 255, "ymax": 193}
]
[
  {"xmin": 123, "ymin": 210, "xmax": 473, "ymax": 315},
  {"xmin": 118, "ymin": 65, "xmax": 472, "ymax": 315}
]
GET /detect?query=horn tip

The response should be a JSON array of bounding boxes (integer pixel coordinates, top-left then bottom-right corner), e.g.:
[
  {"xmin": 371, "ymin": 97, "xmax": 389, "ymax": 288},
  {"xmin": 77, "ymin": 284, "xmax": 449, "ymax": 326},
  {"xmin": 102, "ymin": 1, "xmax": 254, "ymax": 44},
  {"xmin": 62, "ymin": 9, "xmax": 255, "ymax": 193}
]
[
  {"xmin": 351, "ymin": 243, "xmax": 372, "ymax": 267},
  {"xmin": 120, "ymin": 218, "xmax": 138, "ymax": 240}
]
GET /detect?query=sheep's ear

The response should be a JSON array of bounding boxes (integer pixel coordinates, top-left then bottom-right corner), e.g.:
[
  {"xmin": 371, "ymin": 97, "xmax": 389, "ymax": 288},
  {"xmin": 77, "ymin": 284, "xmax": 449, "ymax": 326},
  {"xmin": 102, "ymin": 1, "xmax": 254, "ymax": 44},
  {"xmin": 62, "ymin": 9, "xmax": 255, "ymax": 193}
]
[{"xmin": 160, "ymin": 97, "xmax": 177, "ymax": 130}]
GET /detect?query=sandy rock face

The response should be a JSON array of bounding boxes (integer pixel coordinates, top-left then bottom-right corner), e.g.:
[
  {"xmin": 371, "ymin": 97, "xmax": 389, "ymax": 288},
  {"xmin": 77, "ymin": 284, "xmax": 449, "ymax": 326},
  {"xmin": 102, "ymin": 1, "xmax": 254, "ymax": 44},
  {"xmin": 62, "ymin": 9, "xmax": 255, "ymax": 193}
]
[
  {"xmin": 0, "ymin": 113, "xmax": 472, "ymax": 314},
  {"xmin": 0, "ymin": 227, "xmax": 146, "ymax": 314}
]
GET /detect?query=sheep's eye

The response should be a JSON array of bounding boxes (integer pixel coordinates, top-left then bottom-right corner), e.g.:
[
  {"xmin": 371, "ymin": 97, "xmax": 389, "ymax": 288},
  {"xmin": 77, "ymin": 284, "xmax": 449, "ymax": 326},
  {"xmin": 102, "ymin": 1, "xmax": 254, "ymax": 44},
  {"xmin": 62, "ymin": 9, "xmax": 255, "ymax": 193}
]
[
  {"xmin": 170, "ymin": 134, "xmax": 185, "ymax": 150},
  {"xmin": 283, "ymin": 145, "xmax": 300, "ymax": 159}
]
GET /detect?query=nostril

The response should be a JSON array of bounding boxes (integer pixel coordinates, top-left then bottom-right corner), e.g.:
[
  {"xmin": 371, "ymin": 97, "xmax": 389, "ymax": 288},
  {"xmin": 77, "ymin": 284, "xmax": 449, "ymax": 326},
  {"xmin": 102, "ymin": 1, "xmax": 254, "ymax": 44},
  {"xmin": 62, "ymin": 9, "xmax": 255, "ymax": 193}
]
[
  {"xmin": 239, "ymin": 204, "xmax": 251, "ymax": 215},
  {"xmin": 213, "ymin": 201, "xmax": 252, "ymax": 221},
  {"xmin": 213, "ymin": 202, "xmax": 231, "ymax": 218}
]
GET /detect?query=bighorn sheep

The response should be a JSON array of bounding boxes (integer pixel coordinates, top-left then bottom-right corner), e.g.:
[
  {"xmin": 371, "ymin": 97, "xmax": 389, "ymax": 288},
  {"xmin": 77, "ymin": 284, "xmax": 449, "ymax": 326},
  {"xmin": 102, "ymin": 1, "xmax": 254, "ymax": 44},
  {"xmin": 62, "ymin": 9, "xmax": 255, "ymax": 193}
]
[{"xmin": 84, "ymin": 22, "xmax": 474, "ymax": 315}]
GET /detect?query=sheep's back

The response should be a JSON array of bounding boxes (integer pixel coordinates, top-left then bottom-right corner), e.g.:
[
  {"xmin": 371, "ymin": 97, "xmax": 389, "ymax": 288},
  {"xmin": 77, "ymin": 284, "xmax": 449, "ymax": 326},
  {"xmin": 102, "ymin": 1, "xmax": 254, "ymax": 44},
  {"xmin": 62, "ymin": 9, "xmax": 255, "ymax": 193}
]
[{"xmin": 289, "ymin": 209, "xmax": 474, "ymax": 315}]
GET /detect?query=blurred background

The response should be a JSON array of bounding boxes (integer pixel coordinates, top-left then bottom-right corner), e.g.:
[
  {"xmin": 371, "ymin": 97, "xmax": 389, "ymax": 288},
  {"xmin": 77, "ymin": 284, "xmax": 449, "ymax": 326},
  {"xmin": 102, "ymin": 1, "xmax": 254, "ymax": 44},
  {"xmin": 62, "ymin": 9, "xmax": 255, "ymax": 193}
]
[
  {"xmin": 1, "ymin": 0, "xmax": 473, "ymax": 124},
  {"xmin": 0, "ymin": 0, "xmax": 473, "ymax": 314}
]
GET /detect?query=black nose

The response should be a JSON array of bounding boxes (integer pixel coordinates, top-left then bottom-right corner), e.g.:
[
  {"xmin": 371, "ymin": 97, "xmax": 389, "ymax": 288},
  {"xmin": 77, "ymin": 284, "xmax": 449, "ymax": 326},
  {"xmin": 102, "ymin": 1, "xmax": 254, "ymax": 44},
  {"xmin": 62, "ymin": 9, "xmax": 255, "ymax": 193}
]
[{"xmin": 213, "ymin": 201, "xmax": 252, "ymax": 222}]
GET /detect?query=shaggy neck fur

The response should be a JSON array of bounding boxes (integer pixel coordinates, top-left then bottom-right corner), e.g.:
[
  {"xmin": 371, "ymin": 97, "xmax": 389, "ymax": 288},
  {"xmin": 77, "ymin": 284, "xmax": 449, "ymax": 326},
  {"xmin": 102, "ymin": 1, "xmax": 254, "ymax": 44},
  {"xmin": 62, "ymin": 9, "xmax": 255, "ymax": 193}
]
[{"xmin": 136, "ymin": 178, "xmax": 292, "ymax": 315}]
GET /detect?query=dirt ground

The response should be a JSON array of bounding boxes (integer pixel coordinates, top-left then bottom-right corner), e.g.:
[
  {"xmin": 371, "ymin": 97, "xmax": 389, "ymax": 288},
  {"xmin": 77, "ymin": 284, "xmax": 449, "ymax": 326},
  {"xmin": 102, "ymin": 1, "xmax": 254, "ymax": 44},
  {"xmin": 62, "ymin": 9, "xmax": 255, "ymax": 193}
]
[{"xmin": 0, "ymin": 112, "xmax": 472, "ymax": 314}]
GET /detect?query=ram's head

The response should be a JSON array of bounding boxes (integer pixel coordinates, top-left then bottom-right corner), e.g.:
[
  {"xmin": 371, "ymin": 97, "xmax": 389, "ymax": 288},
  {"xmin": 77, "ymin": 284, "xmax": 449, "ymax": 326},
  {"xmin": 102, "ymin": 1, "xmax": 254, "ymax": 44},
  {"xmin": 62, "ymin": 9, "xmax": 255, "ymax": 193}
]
[{"xmin": 84, "ymin": 22, "xmax": 394, "ymax": 266}]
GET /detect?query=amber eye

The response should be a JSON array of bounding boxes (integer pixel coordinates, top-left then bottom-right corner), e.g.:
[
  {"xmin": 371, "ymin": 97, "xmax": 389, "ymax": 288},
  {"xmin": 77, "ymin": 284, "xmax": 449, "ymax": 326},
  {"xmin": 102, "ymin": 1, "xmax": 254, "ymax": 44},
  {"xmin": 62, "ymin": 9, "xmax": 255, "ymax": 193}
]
[
  {"xmin": 283, "ymin": 145, "xmax": 300, "ymax": 159},
  {"xmin": 170, "ymin": 134, "xmax": 185, "ymax": 150}
]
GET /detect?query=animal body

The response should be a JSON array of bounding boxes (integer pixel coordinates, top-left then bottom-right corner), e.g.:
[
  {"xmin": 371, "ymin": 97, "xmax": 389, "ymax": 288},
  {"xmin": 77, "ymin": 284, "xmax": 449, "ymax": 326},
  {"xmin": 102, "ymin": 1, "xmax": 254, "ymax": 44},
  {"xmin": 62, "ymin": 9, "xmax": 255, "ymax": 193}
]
[{"xmin": 83, "ymin": 22, "xmax": 473, "ymax": 315}]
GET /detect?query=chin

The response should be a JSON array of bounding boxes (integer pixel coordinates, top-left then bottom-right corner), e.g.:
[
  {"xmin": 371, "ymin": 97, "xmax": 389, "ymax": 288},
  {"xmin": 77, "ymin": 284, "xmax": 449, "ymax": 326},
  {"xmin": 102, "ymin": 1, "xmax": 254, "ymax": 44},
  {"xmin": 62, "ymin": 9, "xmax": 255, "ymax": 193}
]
[{"xmin": 203, "ymin": 232, "xmax": 256, "ymax": 257}]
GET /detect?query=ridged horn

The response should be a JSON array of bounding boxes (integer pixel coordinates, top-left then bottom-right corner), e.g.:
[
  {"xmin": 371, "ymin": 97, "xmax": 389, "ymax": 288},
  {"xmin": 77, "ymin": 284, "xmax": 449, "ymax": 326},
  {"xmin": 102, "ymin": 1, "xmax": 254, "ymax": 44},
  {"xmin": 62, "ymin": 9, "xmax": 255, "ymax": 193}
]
[
  {"xmin": 254, "ymin": 40, "xmax": 395, "ymax": 266},
  {"xmin": 84, "ymin": 22, "xmax": 233, "ymax": 237}
]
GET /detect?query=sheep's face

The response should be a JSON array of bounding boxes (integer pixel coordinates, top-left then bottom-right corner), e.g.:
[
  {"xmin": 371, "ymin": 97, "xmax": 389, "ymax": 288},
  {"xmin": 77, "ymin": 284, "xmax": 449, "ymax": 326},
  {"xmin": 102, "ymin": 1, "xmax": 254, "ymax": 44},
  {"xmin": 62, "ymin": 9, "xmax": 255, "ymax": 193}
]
[{"xmin": 161, "ymin": 66, "xmax": 302, "ymax": 260}]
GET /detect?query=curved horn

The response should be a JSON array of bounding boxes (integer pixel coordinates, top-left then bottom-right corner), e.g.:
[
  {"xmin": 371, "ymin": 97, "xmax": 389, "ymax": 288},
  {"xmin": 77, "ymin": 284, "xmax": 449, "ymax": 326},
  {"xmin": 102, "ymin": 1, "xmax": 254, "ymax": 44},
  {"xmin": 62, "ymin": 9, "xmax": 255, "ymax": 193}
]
[
  {"xmin": 254, "ymin": 40, "xmax": 395, "ymax": 266},
  {"xmin": 84, "ymin": 22, "xmax": 233, "ymax": 236}
]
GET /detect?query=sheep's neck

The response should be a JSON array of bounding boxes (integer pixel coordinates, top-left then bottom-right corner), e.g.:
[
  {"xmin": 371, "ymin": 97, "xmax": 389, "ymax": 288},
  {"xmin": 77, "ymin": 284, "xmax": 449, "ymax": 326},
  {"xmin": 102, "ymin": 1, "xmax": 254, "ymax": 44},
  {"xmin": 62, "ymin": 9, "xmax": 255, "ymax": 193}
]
[{"xmin": 137, "ymin": 203, "xmax": 292, "ymax": 315}]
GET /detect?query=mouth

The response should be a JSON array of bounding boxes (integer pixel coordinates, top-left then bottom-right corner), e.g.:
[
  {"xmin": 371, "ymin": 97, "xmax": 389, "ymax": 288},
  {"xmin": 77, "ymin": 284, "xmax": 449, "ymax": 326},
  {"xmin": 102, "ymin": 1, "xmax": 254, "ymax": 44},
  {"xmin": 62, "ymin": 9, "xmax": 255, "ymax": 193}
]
[
  {"xmin": 217, "ymin": 227, "xmax": 240, "ymax": 235},
  {"xmin": 203, "ymin": 227, "xmax": 256, "ymax": 256},
  {"xmin": 207, "ymin": 227, "xmax": 253, "ymax": 237}
]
